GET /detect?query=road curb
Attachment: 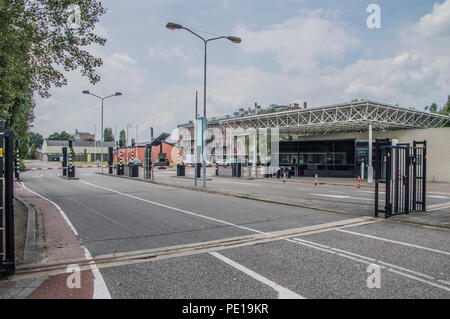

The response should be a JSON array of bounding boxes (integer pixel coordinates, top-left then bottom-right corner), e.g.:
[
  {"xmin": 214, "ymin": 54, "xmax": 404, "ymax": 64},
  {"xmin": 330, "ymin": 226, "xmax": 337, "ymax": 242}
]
[{"xmin": 14, "ymin": 196, "xmax": 44, "ymax": 265}]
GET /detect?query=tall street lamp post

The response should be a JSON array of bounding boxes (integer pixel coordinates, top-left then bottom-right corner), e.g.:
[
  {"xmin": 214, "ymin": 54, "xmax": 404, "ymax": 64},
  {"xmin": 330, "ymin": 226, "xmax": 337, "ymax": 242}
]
[
  {"xmin": 166, "ymin": 22, "xmax": 241, "ymax": 188},
  {"xmin": 82, "ymin": 90, "xmax": 122, "ymax": 172},
  {"xmin": 126, "ymin": 123, "xmax": 131, "ymax": 162}
]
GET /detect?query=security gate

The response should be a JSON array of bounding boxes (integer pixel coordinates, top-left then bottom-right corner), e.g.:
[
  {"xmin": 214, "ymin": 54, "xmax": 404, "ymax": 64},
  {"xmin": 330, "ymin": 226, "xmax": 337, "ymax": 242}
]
[
  {"xmin": 0, "ymin": 121, "xmax": 15, "ymax": 277},
  {"xmin": 374, "ymin": 138, "xmax": 427, "ymax": 218}
]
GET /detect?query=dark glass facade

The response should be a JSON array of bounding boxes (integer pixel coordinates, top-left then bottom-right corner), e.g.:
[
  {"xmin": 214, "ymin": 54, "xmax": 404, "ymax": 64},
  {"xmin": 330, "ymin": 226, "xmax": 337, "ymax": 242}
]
[{"xmin": 279, "ymin": 139, "xmax": 356, "ymax": 177}]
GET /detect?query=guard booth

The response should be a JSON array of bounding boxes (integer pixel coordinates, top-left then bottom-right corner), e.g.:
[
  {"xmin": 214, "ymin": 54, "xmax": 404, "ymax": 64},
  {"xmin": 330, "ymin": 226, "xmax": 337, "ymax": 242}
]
[
  {"xmin": 374, "ymin": 138, "xmax": 427, "ymax": 218},
  {"xmin": 0, "ymin": 121, "xmax": 16, "ymax": 277}
]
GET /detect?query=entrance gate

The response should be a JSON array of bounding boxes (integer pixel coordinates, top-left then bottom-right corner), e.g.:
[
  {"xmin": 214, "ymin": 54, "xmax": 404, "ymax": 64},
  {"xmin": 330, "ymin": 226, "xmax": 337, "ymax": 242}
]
[
  {"xmin": 374, "ymin": 138, "xmax": 427, "ymax": 218},
  {"xmin": 0, "ymin": 121, "xmax": 15, "ymax": 277}
]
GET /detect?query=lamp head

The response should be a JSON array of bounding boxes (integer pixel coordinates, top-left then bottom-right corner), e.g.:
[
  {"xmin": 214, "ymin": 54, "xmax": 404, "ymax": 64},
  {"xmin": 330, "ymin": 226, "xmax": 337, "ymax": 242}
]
[
  {"xmin": 115, "ymin": 92, "xmax": 122, "ymax": 96},
  {"xmin": 227, "ymin": 36, "xmax": 242, "ymax": 44},
  {"xmin": 82, "ymin": 90, "xmax": 90, "ymax": 94},
  {"xmin": 166, "ymin": 22, "xmax": 183, "ymax": 30}
]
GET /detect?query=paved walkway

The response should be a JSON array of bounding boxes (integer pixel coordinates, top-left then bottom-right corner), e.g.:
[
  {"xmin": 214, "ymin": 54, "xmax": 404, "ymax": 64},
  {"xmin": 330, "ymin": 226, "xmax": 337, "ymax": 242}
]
[{"xmin": 0, "ymin": 182, "xmax": 97, "ymax": 299}]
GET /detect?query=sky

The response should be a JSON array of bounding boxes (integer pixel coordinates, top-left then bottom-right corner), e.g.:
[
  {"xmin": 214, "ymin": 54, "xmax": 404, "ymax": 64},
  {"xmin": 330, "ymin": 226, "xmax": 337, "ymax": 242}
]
[{"xmin": 33, "ymin": 0, "xmax": 450, "ymax": 142}]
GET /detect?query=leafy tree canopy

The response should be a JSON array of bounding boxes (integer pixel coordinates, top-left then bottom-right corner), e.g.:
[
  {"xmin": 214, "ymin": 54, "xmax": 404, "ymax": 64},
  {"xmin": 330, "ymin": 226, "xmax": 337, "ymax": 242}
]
[{"xmin": 47, "ymin": 131, "xmax": 73, "ymax": 140}]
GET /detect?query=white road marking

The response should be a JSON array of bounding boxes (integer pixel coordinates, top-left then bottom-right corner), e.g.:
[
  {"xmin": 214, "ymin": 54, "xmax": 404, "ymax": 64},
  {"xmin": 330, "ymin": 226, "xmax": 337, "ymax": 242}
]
[
  {"xmin": 69, "ymin": 198, "xmax": 134, "ymax": 232},
  {"xmin": 18, "ymin": 182, "xmax": 111, "ymax": 299},
  {"xmin": 287, "ymin": 237, "xmax": 450, "ymax": 292},
  {"xmin": 297, "ymin": 188, "xmax": 312, "ymax": 191},
  {"xmin": 81, "ymin": 180, "xmax": 268, "ymax": 235},
  {"xmin": 82, "ymin": 247, "xmax": 112, "ymax": 299},
  {"xmin": 18, "ymin": 182, "xmax": 78, "ymax": 236},
  {"xmin": 428, "ymin": 195, "xmax": 448, "ymax": 199},
  {"xmin": 311, "ymin": 194, "xmax": 372, "ymax": 201},
  {"xmin": 337, "ymin": 229, "xmax": 450, "ymax": 256},
  {"xmin": 387, "ymin": 269, "xmax": 450, "ymax": 292},
  {"xmin": 71, "ymin": 180, "xmax": 450, "ymax": 294},
  {"xmin": 215, "ymin": 180, "xmax": 261, "ymax": 186},
  {"xmin": 209, "ymin": 252, "xmax": 304, "ymax": 299},
  {"xmin": 427, "ymin": 202, "xmax": 450, "ymax": 212}
]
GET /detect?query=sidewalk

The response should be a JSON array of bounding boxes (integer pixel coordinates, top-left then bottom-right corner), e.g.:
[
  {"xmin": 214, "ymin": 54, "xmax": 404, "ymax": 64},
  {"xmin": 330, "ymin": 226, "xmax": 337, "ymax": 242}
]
[{"xmin": 0, "ymin": 183, "xmax": 98, "ymax": 299}]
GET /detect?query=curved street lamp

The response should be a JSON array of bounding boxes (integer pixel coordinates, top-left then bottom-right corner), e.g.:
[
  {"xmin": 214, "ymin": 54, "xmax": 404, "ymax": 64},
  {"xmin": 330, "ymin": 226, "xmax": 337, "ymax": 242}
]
[
  {"xmin": 82, "ymin": 90, "xmax": 122, "ymax": 172},
  {"xmin": 166, "ymin": 22, "xmax": 241, "ymax": 188}
]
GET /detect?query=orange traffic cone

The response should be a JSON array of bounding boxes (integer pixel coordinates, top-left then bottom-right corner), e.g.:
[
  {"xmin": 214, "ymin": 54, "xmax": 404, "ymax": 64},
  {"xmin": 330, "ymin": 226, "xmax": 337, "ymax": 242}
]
[{"xmin": 357, "ymin": 176, "xmax": 361, "ymax": 188}]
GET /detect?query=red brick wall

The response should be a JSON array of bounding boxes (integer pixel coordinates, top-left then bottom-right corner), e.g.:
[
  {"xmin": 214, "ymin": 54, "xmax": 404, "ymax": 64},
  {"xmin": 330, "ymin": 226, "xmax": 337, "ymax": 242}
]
[{"xmin": 113, "ymin": 143, "xmax": 183, "ymax": 164}]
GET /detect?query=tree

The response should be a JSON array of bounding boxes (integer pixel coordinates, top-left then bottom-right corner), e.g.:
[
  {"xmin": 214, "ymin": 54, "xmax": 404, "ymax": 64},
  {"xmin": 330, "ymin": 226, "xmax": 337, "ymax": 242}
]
[
  {"xmin": 0, "ymin": 1, "xmax": 106, "ymax": 162},
  {"xmin": 439, "ymin": 95, "xmax": 450, "ymax": 127},
  {"xmin": 0, "ymin": 1, "xmax": 107, "ymax": 99},
  {"xmin": 103, "ymin": 127, "xmax": 114, "ymax": 142},
  {"xmin": 47, "ymin": 131, "xmax": 73, "ymax": 140},
  {"xmin": 440, "ymin": 95, "xmax": 450, "ymax": 116},
  {"xmin": 425, "ymin": 103, "xmax": 438, "ymax": 113},
  {"xmin": 28, "ymin": 144, "xmax": 37, "ymax": 159},
  {"xmin": 119, "ymin": 129, "xmax": 126, "ymax": 147},
  {"xmin": 28, "ymin": 131, "xmax": 43, "ymax": 148}
]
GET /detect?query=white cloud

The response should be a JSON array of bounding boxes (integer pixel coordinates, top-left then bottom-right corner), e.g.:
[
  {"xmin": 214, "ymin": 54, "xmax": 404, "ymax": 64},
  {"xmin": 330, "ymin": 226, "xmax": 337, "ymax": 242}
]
[
  {"xmin": 234, "ymin": 9, "xmax": 360, "ymax": 73},
  {"xmin": 148, "ymin": 45, "xmax": 189, "ymax": 61},
  {"xmin": 413, "ymin": 0, "xmax": 450, "ymax": 39},
  {"xmin": 32, "ymin": 2, "xmax": 450, "ymax": 140}
]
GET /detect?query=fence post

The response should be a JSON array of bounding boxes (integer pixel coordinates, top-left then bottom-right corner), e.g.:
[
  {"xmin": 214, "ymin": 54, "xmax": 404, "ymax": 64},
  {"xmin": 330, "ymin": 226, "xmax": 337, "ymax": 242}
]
[
  {"xmin": 0, "ymin": 122, "xmax": 4, "ymax": 275},
  {"xmin": 4, "ymin": 130, "xmax": 15, "ymax": 275},
  {"xmin": 15, "ymin": 139, "xmax": 20, "ymax": 180},
  {"xmin": 422, "ymin": 141, "xmax": 427, "ymax": 211}
]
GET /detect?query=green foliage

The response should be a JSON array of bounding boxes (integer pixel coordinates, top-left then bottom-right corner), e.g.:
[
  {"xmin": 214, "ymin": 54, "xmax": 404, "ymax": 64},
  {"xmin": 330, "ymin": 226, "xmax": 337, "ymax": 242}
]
[
  {"xmin": 28, "ymin": 143, "xmax": 37, "ymax": 159},
  {"xmin": 0, "ymin": 0, "xmax": 107, "ymax": 99},
  {"xmin": 261, "ymin": 108, "xmax": 279, "ymax": 115},
  {"xmin": 0, "ymin": 0, "xmax": 106, "ymax": 162},
  {"xmin": 19, "ymin": 158, "xmax": 25, "ymax": 172},
  {"xmin": 104, "ymin": 127, "xmax": 114, "ymax": 142},
  {"xmin": 425, "ymin": 103, "xmax": 438, "ymax": 113},
  {"xmin": 426, "ymin": 96, "xmax": 450, "ymax": 127},
  {"xmin": 119, "ymin": 129, "xmax": 126, "ymax": 147},
  {"xmin": 48, "ymin": 131, "xmax": 73, "ymax": 140},
  {"xmin": 28, "ymin": 131, "xmax": 43, "ymax": 148}
]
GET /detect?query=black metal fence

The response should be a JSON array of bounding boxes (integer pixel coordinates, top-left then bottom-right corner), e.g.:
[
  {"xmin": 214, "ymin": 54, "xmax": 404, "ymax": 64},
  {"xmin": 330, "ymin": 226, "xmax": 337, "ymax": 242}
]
[
  {"xmin": 0, "ymin": 121, "xmax": 16, "ymax": 277},
  {"xmin": 374, "ymin": 138, "xmax": 427, "ymax": 218}
]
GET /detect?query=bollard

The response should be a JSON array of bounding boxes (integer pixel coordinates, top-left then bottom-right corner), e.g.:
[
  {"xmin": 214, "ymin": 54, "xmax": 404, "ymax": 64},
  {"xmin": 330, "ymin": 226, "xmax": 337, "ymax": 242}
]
[
  {"xmin": 315, "ymin": 173, "xmax": 318, "ymax": 185},
  {"xmin": 283, "ymin": 169, "xmax": 287, "ymax": 183},
  {"xmin": 357, "ymin": 176, "xmax": 361, "ymax": 188}
]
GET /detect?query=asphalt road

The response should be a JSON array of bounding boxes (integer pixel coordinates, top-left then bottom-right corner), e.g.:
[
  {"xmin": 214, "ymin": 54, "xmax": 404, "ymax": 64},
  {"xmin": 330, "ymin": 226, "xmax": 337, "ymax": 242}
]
[{"xmin": 17, "ymin": 164, "xmax": 450, "ymax": 298}]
